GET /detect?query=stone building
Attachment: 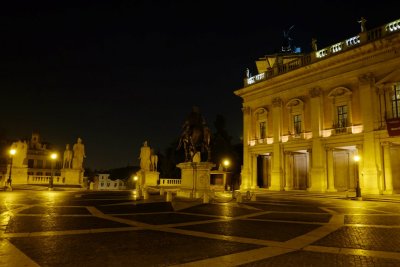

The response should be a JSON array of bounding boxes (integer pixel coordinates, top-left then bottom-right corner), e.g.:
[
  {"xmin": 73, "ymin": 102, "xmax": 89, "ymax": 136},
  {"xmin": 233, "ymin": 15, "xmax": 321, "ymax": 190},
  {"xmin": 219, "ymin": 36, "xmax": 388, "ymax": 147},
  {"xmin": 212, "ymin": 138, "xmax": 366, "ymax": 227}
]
[
  {"xmin": 92, "ymin": 174, "xmax": 126, "ymax": 190},
  {"xmin": 1, "ymin": 133, "xmax": 85, "ymax": 187},
  {"xmin": 234, "ymin": 18, "xmax": 400, "ymax": 195}
]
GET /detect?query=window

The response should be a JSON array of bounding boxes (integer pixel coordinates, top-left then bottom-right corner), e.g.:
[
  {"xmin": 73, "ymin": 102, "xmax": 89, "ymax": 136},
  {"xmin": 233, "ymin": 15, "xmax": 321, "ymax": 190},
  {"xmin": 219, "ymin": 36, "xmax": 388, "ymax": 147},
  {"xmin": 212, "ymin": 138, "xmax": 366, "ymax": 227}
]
[
  {"xmin": 36, "ymin": 160, "xmax": 43, "ymax": 168},
  {"xmin": 28, "ymin": 159, "xmax": 34, "ymax": 168},
  {"xmin": 337, "ymin": 105, "xmax": 348, "ymax": 128},
  {"xmin": 328, "ymin": 87, "xmax": 353, "ymax": 133},
  {"xmin": 293, "ymin": 115, "xmax": 302, "ymax": 134},
  {"xmin": 392, "ymin": 84, "xmax": 400, "ymax": 118},
  {"xmin": 259, "ymin": 122, "xmax": 266, "ymax": 139},
  {"xmin": 101, "ymin": 183, "xmax": 104, "ymax": 187},
  {"xmin": 286, "ymin": 98, "xmax": 305, "ymax": 136},
  {"xmin": 254, "ymin": 108, "xmax": 268, "ymax": 140}
]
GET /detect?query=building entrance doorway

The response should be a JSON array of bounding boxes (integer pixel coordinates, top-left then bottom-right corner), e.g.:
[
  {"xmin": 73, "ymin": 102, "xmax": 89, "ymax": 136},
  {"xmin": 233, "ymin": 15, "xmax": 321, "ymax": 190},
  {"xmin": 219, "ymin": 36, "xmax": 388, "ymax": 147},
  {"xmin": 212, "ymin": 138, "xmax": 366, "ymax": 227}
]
[
  {"xmin": 292, "ymin": 153, "xmax": 308, "ymax": 189},
  {"xmin": 333, "ymin": 149, "xmax": 355, "ymax": 191},
  {"xmin": 257, "ymin": 155, "xmax": 271, "ymax": 188}
]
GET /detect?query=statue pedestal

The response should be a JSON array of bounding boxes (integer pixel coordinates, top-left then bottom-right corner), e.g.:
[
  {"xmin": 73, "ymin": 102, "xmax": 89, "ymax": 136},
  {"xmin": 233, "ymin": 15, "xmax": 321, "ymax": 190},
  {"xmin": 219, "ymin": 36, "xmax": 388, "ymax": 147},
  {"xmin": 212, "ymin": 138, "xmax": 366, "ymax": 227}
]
[
  {"xmin": 176, "ymin": 162, "xmax": 215, "ymax": 198},
  {"xmin": 137, "ymin": 170, "xmax": 159, "ymax": 187},
  {"xmin": 62, "ymin": 169, "xmax": 83, "ymax": 185},
  {"xmin": 8, "ymin": 166, "xmax": 28, "ymax": 185}
]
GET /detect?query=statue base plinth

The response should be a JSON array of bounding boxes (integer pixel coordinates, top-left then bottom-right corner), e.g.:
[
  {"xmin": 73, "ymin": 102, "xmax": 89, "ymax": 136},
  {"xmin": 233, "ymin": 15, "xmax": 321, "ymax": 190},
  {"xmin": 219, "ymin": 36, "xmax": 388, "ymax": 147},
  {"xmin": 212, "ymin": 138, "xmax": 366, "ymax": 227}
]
[
  {"xmin": 137, "ymin": 170, "xmax": 159, "ymax": 187},
  {"xmin": 62, "ymin": 169, "xmax": 84, "ymax": 185},
  {"xmin": 176, "ymin": 162, "xmax": 215, "ymax": 199}
]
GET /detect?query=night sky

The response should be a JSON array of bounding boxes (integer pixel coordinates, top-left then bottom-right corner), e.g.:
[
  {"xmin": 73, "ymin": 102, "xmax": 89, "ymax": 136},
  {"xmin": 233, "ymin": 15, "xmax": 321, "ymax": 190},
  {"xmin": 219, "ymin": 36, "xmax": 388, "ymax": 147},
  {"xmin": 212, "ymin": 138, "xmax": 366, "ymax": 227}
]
[{"xmin": 1, "ymin": 1, "xmax": 399, "ymax": 170}]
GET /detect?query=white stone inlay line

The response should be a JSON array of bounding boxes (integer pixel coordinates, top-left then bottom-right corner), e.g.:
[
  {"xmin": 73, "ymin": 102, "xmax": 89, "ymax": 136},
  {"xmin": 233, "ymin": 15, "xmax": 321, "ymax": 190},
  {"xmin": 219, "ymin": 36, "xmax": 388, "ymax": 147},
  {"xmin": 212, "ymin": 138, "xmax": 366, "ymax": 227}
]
[{"xmin": 0, "ymin": 238, "xmax": 40, "ymax": 267}]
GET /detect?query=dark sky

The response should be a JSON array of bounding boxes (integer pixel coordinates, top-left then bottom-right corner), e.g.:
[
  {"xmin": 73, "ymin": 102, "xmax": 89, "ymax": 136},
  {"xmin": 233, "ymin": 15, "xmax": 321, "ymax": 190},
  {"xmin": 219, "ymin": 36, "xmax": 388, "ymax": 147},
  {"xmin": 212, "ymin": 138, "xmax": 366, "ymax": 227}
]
[{"xmin": 1, "ymin": 0, "xmax": 399, "ymax": 170}]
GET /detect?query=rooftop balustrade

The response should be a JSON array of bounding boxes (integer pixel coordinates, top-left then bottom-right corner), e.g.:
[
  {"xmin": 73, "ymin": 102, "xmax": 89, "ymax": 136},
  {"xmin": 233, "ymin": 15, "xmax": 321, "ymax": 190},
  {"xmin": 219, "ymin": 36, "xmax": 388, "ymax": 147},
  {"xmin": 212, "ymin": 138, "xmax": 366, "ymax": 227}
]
[{"xmin": 245, "ymin": 18, "xmax": 400, "ymax": 87}]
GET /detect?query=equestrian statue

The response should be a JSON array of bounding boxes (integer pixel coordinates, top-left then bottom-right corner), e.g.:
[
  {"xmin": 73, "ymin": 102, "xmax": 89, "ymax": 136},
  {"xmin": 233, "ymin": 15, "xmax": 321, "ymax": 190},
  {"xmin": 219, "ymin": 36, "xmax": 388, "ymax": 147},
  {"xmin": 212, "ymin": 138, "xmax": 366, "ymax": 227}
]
[{"xmin": 177, "ymin": 106, "xmax": 211, "ymax": 162}]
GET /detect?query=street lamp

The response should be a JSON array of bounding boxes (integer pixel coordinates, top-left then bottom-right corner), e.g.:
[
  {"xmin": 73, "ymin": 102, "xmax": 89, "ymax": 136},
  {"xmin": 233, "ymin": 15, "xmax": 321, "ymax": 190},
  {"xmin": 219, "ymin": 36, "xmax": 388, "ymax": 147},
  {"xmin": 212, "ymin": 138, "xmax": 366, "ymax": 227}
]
[
  {"xmin": 354, "ymin": 155, "xmax": 361, "ymax": 198},
  {"xmin": 49, "ymin": 152, "xmax": 58, "ymax": 190},
  {"xmin": 7, "ymin": 149, "xmax": 16, "ymax": 190},
  {"xmin": 223, "ymin": 159, "xmax": 230, "ymax": 171},
  {"xmin": 222, "ymin": 159, "xmax": 232, "ymax": 193},
  {"xmin": 132, "ymin": 175, "xmax": 142, "ymax": 199}
]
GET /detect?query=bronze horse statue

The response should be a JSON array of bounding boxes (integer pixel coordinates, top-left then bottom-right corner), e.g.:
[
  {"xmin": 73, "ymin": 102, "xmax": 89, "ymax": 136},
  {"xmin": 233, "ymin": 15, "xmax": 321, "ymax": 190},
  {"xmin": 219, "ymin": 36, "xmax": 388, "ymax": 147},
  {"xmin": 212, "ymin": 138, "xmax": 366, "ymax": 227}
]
[
  {"xmin": 177, "ymin": 106, "xmax": 212, "ymax": 162},
  {"xmin": 178, "ymin": 125, "xmax": 211, "ymax": 162}
]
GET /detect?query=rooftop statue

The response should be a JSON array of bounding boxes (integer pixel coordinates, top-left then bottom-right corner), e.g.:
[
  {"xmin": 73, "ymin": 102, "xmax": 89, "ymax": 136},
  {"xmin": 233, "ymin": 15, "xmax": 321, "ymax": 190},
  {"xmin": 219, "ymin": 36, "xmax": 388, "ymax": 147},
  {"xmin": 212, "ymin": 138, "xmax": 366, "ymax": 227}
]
[
  {"xmin": 177, "ymin": 106, "xmax": 211, "ymax": 162},
  {"xmin": 311, "ymin": 38, "xmax": 318, "ymax": 52},
  {"xmin": 358, "ymin": 17, "xmax": 367, "ymax": 32}
]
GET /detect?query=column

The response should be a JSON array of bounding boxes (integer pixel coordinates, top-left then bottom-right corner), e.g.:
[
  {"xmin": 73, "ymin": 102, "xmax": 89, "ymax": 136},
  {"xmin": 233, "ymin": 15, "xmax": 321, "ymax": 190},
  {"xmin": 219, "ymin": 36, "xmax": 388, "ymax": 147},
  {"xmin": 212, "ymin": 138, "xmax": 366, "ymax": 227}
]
[
  {"xmin": 251, "ymin": 153, "xmax": 258, "ymax": 189},
  {"xmin": 240, "ymin": 106, "xmax": 252, "ymax": 190},
  {"xmin": 326, "ymin": 148, "xmax": 336, "ymax": 192},
  {"xmin": 270, "ymin": 98, "xmax": 283, "ymax": 190},
  {"xmin": 358, "ymin": 74, "xmax": 380, "ymax": 194},
  {"xmin": 382, "ymin": 142, "xmax": 394, "ymax": 194},
  {"xmin": 308, "ymin": 87, "xmax": 326, "ymax": 192},
  {"xmin": 284, "ymin": 152, "xmax": 292, "ymax": 190}
]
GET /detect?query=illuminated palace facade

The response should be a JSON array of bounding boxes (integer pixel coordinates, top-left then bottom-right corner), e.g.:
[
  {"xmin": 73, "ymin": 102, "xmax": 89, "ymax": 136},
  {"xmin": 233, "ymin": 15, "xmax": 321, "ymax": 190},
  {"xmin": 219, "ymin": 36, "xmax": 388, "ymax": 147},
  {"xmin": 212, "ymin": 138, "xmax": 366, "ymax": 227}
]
[
  {"xmin": 0, "ymin": 133, "xmax": 83, "ymax": 187},
  {"xmin": 234, "ymin": 18, "xmax": 400, "ymax": 195}
]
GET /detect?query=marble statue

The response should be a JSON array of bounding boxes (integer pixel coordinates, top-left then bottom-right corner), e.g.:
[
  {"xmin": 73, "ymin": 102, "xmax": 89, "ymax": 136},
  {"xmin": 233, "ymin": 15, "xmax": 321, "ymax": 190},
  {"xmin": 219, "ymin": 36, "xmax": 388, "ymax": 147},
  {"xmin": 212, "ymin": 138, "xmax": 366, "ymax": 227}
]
[
  {"xmin": 72, "ymin": 138, "xmax": 86, "ymax": 169},
  {"xmin": 11, "ymin": 140, "xmax": 27, "ymax": 167},
  {"xmin": 150, "ymin": 149, "xmax": 158, "ymax": 171},
  {"xmin": 63, "ymin": 144, "xmax": 73, "ymax": 168},
  {"xmin": 139, "ymin": 141, "xmax": 151, "ymax": 171}
]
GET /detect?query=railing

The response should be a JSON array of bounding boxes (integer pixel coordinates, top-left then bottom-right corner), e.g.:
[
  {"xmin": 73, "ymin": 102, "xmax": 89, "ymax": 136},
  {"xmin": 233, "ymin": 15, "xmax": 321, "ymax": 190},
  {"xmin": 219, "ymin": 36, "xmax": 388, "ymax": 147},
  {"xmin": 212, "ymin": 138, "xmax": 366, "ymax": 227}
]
[
  {"xmin": 245, "ymin": 18, "xmax": 400, "ymax": 87},
  {"xmin": 28, "ymin": 175, "xmax": 64, "ymax": 184},
  {"xmin": 159, "ymin": 178, "xmax": 181, "ymax": 186}
]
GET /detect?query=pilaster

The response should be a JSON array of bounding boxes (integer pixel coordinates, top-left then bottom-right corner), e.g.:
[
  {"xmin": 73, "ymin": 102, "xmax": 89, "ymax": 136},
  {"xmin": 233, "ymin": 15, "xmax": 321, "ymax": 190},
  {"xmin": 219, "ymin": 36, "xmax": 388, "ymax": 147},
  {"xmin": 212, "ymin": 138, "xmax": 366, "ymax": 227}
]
[
  {"xmin": 269, "ymin": 143, "xmax": 283, "ymax": 191},
  {"xmin": 382, "ymin": 142, "xmax": 393, "ymax": 194},
  {"xmin": 326, "ymin": 148, "xmax": 337, "ymax": 192}
]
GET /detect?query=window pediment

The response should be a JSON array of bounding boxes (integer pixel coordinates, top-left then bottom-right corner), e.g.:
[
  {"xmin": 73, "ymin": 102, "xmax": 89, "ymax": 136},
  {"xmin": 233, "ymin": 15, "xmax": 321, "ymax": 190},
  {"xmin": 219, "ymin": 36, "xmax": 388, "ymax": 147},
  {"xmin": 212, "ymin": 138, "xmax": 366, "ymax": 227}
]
[
  {"xmin": 286, "ymin": 98, "xmax": 304, "ymax": 108},
  {"xmin": 254, "ymin": 107, "xmax": 268, "ymax": 120},
  {"xmin": 328, "ymin": 87, "xmax": 352, "ymax": 98},
  {"xmin": 286, "ymin": 98, "xmax": 304, "ymax": 114}
]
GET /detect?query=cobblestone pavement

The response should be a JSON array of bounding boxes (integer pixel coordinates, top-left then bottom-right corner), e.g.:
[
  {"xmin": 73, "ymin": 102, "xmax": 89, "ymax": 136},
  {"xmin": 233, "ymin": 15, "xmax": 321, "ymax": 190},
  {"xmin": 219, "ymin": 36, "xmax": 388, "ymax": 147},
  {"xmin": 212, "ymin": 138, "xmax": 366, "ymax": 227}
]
[{"xmin": 1, "ymin": 190, "xmax": 400, "ymax": 266}]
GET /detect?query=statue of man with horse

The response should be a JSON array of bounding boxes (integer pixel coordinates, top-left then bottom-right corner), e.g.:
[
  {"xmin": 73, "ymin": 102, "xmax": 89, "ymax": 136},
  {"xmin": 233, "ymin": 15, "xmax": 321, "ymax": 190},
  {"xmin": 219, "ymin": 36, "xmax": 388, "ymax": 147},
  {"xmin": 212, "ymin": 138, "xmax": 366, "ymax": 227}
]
[{"xmin": 177, "ymin": 106, "xmax": 211, "ymax": 162}]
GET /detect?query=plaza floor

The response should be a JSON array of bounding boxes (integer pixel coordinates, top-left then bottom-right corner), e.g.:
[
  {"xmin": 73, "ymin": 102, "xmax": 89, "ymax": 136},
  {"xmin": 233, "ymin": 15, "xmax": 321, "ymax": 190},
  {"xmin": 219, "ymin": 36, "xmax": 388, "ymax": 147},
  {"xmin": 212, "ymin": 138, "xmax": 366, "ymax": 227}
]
[{"xmin": 1, "ymin": 189, "xmax": 400, "ymax": 266}]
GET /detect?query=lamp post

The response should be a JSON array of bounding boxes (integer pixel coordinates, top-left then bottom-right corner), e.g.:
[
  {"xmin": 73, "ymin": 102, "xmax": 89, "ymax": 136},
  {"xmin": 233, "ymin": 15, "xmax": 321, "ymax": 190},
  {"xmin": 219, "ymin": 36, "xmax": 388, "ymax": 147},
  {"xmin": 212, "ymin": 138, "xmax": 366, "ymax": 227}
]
[
  {"xmin": 7, "ymin": 149, "xmax": 16, "ymax": 191},
  {"xmin": 354, "ymin": 155, "xmax": 361, "ymax": 199},
  {"xmin": 223, "ymin": 159, "xmax": 232, "ymax": 193},
  {"xmin": 49, "ymin": 152, "xmax": 58, "ymax": 190},
  {"xmin": 133, "ymin": 175, "xmax": 138, "ymax": 189}
]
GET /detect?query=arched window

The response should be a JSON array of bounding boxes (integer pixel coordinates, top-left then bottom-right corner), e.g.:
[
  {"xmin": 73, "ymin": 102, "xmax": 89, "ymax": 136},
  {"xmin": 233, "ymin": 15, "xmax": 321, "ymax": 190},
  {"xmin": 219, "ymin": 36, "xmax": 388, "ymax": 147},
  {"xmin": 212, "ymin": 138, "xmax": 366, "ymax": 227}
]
[
  {"xmin": 286, "ymin": 98, "xmax": 305, "ymax": 136},
  {"xmin": 254, "ymin": 108, "xmax": 268, "ymax": 140},
  {"xmin": 328, "ymin": 87, "xmax": 353, "ymax": 132}
]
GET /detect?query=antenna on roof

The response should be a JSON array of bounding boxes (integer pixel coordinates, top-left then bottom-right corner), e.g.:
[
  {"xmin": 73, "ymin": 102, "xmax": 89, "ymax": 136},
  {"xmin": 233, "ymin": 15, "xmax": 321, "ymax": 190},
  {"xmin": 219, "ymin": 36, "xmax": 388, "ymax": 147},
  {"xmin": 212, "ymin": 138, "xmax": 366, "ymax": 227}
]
[{"xmin": 281, "ymin": 25, "xmax": 301, "ymax": 53}]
